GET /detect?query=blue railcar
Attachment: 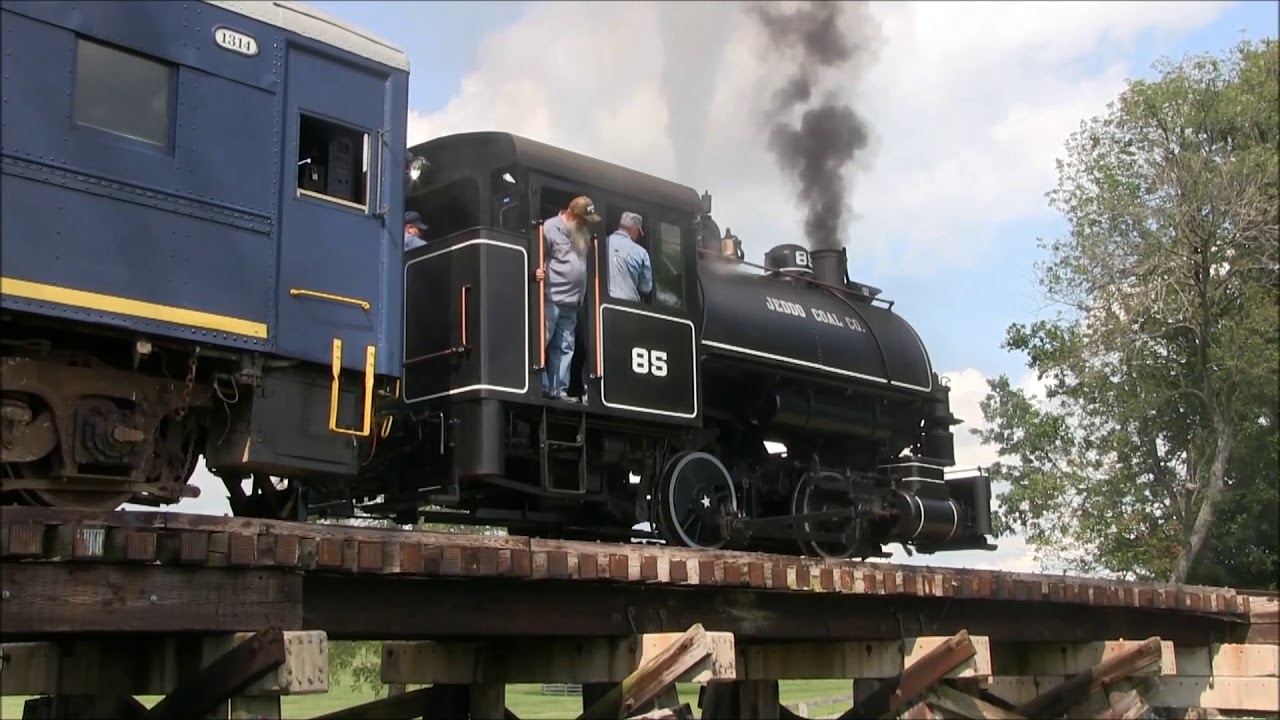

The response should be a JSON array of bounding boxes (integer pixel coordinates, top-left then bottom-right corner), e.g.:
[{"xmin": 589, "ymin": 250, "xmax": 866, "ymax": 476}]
[{"xmin": 1, "ymin": 0, "xmax": 411, "ymax": 512}]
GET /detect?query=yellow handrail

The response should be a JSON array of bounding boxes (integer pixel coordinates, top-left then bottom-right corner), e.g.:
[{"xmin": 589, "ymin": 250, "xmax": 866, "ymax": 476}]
[
  {"xmin": 328, "ymin": 338, "xmax": 376, "ymax": 437},
  {"xmin": 290, "ymin": 288, "xmax": 371, "ymax": 311}
]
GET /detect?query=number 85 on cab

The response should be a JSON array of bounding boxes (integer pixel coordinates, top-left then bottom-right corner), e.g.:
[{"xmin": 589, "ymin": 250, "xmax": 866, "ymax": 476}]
[{"xmin": 597, "ymin": 304, "xmax": 696, "ymax": 419}]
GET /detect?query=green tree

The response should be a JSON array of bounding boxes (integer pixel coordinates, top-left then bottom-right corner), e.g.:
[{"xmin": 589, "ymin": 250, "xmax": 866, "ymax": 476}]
[{"xmin": 976, "ymin": 39, "xmax": 1278, "ymax": 584}]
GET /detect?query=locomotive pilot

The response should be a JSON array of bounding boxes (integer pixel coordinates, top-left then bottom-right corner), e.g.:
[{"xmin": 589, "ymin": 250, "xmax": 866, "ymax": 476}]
[
  {"xmin": 607, "ymin": 211, "xmax": 653, "ymax": 302},
  {"xmin": 534, "ymin": 195, "xmax": 600, "ymax": 402}
]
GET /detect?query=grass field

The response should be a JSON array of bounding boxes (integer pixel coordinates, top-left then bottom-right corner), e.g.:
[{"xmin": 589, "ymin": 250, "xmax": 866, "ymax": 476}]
[{"xmin": 0, "ymin": 679, "xmax": 854, "ymax": 719}]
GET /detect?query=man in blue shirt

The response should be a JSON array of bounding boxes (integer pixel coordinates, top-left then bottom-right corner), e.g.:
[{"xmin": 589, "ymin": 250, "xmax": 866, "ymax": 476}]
[
  {"xmin": 404, "ymin": 211, "xmax": 428, "ymax": 251},
  {"xmin": 607, "ymin": 212, "xmax": 653, "ymax": 302},
  {"xmin": 534, "ymin": 195, "xmax": 600, "ymax": 402}
]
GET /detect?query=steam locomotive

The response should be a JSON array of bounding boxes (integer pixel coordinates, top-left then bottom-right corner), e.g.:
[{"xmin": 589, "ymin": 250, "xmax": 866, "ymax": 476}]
[{"xmin": 0, "ymin": 0, "xmax": 994, "ymax": 559}]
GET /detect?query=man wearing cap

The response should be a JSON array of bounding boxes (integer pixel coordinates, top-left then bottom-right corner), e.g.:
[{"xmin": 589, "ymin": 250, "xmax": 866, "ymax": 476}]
[
  {"xmin": 534, "ymin": 195, "xmax": 600, "ymax": 401},
  {"xmin": 404, "ymin": 211, "xmax": 428, "ymax": 251},
  {"xmin": 607, "ymin": 212, "xmax": 653, "ymax": 302}
]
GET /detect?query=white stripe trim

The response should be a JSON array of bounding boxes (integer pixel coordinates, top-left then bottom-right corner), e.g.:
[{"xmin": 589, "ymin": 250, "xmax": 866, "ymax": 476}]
[{"xmin": 702, "ymin": 340, "xmax": 933, "ymax": 393}]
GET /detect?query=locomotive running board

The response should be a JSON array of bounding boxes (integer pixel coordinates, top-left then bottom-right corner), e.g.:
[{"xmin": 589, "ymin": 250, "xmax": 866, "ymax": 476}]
[{"xmin": 538, "ymin": 407, "xmax": 587, "ymax": 495}]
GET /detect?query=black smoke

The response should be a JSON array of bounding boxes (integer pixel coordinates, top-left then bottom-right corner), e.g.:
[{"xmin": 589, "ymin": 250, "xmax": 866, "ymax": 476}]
[{"xmin": 750, "ymin": 1, "xmax": 872, "ymax": 252}]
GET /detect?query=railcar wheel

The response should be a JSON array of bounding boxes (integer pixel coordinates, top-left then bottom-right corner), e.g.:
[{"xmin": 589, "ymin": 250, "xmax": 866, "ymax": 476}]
[
  {"xmin": 655, "ymin": 451, "xmax": 737, "ymax": 550},
  {"xmin": 790, "ymin": 472, "xmax": 858, "ymax": 559}
]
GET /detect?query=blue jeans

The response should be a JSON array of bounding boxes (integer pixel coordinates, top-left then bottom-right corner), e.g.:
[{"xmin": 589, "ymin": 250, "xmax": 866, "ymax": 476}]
[{"xmin": 542, "ymin": 302, "xmax": 579, "ymax": 397}]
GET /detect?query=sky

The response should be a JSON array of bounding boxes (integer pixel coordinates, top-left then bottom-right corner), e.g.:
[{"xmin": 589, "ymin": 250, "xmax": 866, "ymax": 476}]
[{"xmin": 146, "ymin": 0, "xmax": 1277, "ymax": 575}]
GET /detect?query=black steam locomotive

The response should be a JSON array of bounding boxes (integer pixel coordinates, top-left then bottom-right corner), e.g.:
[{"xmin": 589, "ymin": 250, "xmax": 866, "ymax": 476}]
[{"xmin": 308, "ymin": 132, "xmax": 995, "ymax": 559}]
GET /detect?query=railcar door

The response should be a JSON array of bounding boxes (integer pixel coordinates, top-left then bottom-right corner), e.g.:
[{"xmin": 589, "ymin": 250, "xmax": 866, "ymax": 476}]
[
  {"xmin": 276, "ymin": 47, "xmax": 393, "ymax": 434},
  {"xmin": 593, "ymin": 206, "xmax": 700, "ymax": 424}
]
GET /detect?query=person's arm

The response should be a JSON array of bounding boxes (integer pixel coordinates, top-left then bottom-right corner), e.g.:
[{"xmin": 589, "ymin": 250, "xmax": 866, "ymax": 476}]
[{"xmin": 637, "ymin": 248, "xmax": 654, "ymax": 295}]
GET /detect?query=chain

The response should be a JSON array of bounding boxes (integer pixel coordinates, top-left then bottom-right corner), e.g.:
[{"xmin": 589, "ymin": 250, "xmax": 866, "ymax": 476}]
[{"xmin": 173, "ymin": 349, "xmax": 199, "ymax": 421}]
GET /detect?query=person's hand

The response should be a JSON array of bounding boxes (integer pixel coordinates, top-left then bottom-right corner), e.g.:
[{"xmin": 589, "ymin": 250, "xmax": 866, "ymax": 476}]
[{"xmin": 534, "ymin": 268, "xmax": 546, "ymax": 281}]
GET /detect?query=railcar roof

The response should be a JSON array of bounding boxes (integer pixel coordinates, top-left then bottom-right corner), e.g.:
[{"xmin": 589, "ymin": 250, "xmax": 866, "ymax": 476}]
[
  {"xmin": 205, "ymin": 0, "xmax": 410, "ymax": 72},
  {"xmin": 416, "ymin": 132, "xmax": 705, "ymax": 214}
]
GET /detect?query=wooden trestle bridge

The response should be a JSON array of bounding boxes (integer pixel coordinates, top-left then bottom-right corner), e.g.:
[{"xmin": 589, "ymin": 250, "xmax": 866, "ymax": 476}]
[{"xmin": 0, "ymin": 507, "xmax": 1276, "ymax": 719}]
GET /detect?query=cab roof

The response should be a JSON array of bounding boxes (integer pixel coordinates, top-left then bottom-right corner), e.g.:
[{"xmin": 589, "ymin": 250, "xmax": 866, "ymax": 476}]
[{"xmin": 413, "ymin": 131, "xmax": 705, "ymax": 215}]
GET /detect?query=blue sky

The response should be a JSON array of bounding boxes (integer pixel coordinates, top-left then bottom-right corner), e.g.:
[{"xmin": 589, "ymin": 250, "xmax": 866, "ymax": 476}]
[{"xmin": 169, "ymin": 0, "xmax": 1276, "ymax": 573}]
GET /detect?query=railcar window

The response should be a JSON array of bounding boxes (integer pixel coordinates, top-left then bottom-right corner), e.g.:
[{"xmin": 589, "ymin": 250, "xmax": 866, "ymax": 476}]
[
  {"xmin": 73, "ymin": 39, "xmax": 172, "ymax": 147},
  {"xmin": 655, "ymin": 222, "xmax": 685, "ymax": 309},
  {"xmin": 296, "ymin": 114, "xmax": 370, "ymax": 210}
]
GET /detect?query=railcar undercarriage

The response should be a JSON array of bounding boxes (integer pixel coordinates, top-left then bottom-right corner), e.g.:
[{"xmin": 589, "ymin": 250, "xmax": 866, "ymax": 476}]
[{"xmin": 0, "ymin": 323, "xmax": 213, "ymax": 510}]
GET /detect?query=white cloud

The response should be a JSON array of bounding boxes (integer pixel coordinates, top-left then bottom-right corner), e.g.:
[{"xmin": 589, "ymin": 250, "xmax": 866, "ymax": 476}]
[{"xmin": 405, "ymin": 0, "xmax": 1229, "ymax": 277}]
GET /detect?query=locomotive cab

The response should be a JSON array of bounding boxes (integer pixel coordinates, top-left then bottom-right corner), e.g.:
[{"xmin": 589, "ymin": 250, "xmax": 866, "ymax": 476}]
[
  {"xmin": 340, "ymin": 132, "xmax": 712, "ymax": 535},
  {"xmin": 396, "ymin": 132, "xmax": 703, "ymax": 423}
]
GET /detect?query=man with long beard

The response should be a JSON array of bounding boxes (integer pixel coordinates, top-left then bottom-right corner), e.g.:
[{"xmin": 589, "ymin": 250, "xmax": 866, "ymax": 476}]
[{"xmin": 535, "ymin": 195, "xmax": 600, "ymax": 402}]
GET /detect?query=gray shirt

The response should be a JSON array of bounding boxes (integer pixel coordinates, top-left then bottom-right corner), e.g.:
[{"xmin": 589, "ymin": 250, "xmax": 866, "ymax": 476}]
[{"xmin": 542, "ymin": 214, "xmax": 587, "ymax": 305}]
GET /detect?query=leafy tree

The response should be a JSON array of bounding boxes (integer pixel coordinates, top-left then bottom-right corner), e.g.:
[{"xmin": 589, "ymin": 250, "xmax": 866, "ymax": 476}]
[{"xmin": 976, "ymin": 39, "xmax": 1278, "ymax": 585}]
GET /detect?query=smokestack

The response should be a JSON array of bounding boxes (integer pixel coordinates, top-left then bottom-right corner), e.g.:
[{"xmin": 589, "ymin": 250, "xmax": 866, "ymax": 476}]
[
  {"xmin": 810, "ymin": 247, "xmax": 847, "ymax": 287},
  {"xmin": 748, "ymin": 1, "xmax": 874, "ymax": 255}
]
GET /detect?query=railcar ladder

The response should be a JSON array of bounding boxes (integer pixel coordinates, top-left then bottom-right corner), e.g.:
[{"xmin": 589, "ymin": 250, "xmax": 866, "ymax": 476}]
[{"xmin": 538, "ymin": 407, "xmax": 587, "ymax": 495}]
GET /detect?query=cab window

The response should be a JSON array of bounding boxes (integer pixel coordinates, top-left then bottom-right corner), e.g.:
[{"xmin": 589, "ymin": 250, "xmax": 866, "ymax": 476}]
[{"xmin": 654, "ymin": 221, "xmax": 685, "ymax": 309}]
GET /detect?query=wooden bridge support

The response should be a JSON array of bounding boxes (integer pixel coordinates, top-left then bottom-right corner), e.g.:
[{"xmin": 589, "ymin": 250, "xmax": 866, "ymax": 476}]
[
  {"xmin": 3, "ymin": 625, "xmax": 1278, "ymax": 719},
  {"xmin": 0, "ymin": 630, "xmax": 328, "ymax": 719}
]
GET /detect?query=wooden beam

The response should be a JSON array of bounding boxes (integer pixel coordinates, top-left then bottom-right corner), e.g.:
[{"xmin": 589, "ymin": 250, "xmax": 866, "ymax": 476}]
[
  {"xmin": 0, "ymin": 564, "xmax": 302, "ymax": 634},
  {"xmin": 990, "ymin": 639, "xmax": 1176, "ymax": 677},
  {"xmin": 737, "ymin": 636, "xmax": 992, "ymax": 680},
  {"xmin": 628, "ymin": 703, "xmax": 694, "ymax": 720},
  {"xmin": 0, "ymin": 633, "xmax": 327, "ymax": 698},
  {"xmin": 1087, "ymin": 677, "xmax": 1158, "ymax": 720},
  {"xmin": 470, "ymin": 683, "xmax": 505, "ymax": 720},
  {"xmin": 1174, "ymin": 643, "xmax": 1279, "ymax": 677},
  {"xmin": 142, "ymin": 627, "xmax": 286, "ymax": 720},
  {"xmin": 837, "ymin": 630, "xmax": 978, "ymax": 720},
  {"xmin": 737, "ymin": 681, "xmax": 780, "ymax": 720},
  {"xmin": 382, "ymin": 632, "xmax": 736, "ymax": 685},
  {"xmin": 1011, "ymin": 636, "xmax": 1161, "ymax": 719},
  {"xmin": 577, "ymin": 624, "xmax": 717, "ymax": 720},
  {"xmin": 20, "ymin": 695, "xmax": 147, "ymax": 720},
  {"xmin": 988, "ymin": 676, "xmax": 1280, "ymax": 714},
  {"xmin": 927, "ymin": 683, "xmax": 1026, "ymax": 720}
]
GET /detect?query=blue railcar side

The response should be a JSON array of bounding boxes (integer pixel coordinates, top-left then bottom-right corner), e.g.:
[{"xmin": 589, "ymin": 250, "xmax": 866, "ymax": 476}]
[{"xmin": 0, "ymin": 0, "xmax": 409, "ymax": 376}]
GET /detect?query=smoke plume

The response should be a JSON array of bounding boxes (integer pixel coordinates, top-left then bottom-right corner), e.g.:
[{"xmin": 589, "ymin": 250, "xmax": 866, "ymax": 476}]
[
  {"xmin": 655, "ymin": 3, "xmax": 736, "ymax": 187},
  {"xmin": 749, "ymin": 1, "xmax": 873, "ymax": 252}
]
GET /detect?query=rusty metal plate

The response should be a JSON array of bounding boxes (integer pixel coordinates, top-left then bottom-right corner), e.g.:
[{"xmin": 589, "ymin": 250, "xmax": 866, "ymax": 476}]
[
  {"xmin": 179, "ymin": 532, "xmax": 209, "ymax": 564},
  {"xmin": 5, "ymin": 524, "xmax": 44, "ymax": 557},
  {"xmin": 124, "ymin": 531, "xmax": 157, "ymax": 562}
]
